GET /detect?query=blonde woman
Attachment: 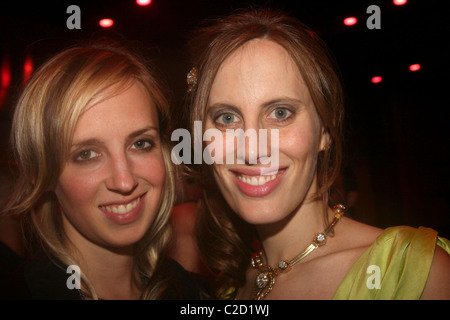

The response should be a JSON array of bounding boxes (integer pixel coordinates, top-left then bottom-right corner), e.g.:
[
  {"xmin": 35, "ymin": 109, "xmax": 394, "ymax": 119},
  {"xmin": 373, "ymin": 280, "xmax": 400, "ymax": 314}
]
[{"xmin": 0, "ymin": 41, "xmax": 204, "ymax": 299}]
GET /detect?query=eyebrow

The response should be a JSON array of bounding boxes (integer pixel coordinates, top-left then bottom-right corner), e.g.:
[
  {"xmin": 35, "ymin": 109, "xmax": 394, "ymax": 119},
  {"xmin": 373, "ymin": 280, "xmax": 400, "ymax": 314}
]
[
  {"xmin": 207, "ymin": 97, "xmax": 305, "ymax": 115},
  {"xmin": 261, "ymin": 97, "xmax": 305, "ymax": 109},
  {"xmin": 128, "ymin": 126, "xmax": 159, "ymax": 139},
  {"xmin": 71, "ymin": 126, "xmax": 159, "ymax": 149}
]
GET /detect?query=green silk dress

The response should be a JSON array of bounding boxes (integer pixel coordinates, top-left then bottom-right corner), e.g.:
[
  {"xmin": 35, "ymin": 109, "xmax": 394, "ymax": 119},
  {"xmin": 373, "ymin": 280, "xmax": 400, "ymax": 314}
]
[{"xmin": 333, "ymin": 226, "xmax": 450, "ymax": 299}]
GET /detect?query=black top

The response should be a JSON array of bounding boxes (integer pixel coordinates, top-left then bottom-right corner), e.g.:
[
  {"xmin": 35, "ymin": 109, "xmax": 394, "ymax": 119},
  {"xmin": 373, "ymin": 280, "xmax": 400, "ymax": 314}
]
[
  {"xmin": 0, "ymin": 249, "xmax": 210, "ymax": 300},
  {"xmin": 0, "ymin": 241, "xmax": 23, "ymax": 277}
]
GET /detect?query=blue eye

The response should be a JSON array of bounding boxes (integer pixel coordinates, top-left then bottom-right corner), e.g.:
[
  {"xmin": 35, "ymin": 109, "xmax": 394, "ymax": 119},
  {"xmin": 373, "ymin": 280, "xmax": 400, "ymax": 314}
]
[
  {"xmin": 269, "ymin": 108, "xmax": 292, "ymax": 121},
  {"xmin": 220, "ymin": 113, "xmax": 236, "ymax": 124},
  {"xmin": 214, "ymin": 112, "xmax": 240, "ymax": 127},
  {"xmin": 274, "ymin": 109, "xmax": 287, "ymax": 119}
]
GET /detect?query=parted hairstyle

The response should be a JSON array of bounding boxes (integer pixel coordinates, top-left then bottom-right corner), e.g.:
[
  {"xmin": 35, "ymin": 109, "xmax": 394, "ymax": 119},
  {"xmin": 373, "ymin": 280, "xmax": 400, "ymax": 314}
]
[
  {"xmin": 185, "ymin": 8, "xmax": 345, "ymax": 299},
  {"xmin": 4, "ymin": 40, "xmax": 176, "ymax": 299}
]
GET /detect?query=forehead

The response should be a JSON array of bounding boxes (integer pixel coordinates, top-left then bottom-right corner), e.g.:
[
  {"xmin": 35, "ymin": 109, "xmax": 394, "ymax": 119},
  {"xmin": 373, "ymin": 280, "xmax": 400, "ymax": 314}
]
[
  {"xmin": 208, "ymin": 39, "xmax": 311, "ymax": 106},
  {"xmin": 224, "ymin": 39, "xmax": 295, "ymax": 73},
  {"xmin": 73, "ymin": 81, "xmax": 158, "ymax": 141}
]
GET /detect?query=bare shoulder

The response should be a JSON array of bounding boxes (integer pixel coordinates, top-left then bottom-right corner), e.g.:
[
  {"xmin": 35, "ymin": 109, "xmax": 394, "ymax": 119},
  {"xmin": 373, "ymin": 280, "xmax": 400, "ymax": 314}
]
[
  {"xmin": 421, "ymin": 245, "xmax": 450, "ymax": 300},
  {"xmin": 308, "ymin": 218, "xmax": 384, "ymax": 293},
  {"xmin": 334, "ymin": 217, "xmax": 384, "ymax": 251},
  {"xmin": 319, "ymin": 217, "xmax": 383, "ymax": 273}
]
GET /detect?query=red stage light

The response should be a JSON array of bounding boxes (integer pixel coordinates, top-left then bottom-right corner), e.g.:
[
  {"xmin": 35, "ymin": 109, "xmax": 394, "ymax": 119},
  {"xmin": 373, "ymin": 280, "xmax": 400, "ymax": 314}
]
[
  {"xmin": 371, "ymin": 76, "xmax": 383, "ymax": 84},
  {"xmin": 343, "ymin": 17, "xmax": 358, "ymax": 26},
  {"xmin": 23, "ymin": 53, "xmax": 34, "ymax": 85},
  {"xmin": 1, "ymin": 56, "xmax": 11, "ymax": 89},
  {"xmin": 0, "ymin": 55, "xmax": 11, "ymax": 109},
  {"xmin": 136, "ymin": 0, "xmax": 151, "ymax": 5},
  {"xmin": 393, "ymin": 0, "xmax": 407, "ymax": 5},
  {"xmin": 99, "ymin": 19, "xmax": 114, "ymax": 28},
  {"xmin": 409, "ymin": 64, "xmax": 421, "ymax": 72}
]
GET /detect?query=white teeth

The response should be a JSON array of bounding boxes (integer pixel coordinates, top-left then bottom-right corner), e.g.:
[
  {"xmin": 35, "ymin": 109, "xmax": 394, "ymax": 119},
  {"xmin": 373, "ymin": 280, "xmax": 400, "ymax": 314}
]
[
  {"xmin": 237, "ymin": 174, "xmax": 278, "ymax": 186},
  {"xmin": 117, "ymin": 205, "xmax": 126, "ymax": 214},
  {"xmin": 102, "ymin": 197, "xmax": 141, "ymax": 215},
  {"xmin": 258, "ymin": 176, "xmax": 265, "ymax": 185},
  {"xmin": 126, "ymin": 202, "xmax": 133, "ymax": 212}
]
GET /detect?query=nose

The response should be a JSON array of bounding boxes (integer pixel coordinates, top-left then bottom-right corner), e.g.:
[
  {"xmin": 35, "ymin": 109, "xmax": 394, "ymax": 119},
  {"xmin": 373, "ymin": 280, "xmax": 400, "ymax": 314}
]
[
  {"xmin": 235, "ymin": 123, "xmax": 272, "ymax": 165},
  {"xmin": 105, "ymin": 154, "xmax": 138, "ymax": 194}
]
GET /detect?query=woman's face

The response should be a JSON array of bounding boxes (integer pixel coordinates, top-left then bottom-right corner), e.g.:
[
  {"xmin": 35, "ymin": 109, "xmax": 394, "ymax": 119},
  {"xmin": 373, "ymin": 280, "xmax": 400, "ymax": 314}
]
[
  {"xmin": 55, "ymin": 81, "xmax": 166, "ymax": 249},
  {"xmin": 205, "ymin": 39, "xmax": 328, "ymax": 225}
]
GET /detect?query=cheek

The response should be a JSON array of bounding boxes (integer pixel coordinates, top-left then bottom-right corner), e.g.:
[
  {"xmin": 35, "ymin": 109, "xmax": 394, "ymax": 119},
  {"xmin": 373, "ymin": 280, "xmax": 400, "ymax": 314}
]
[
  {"xmin": 55, "ymin": 170, "xmax": 101, "ymax": 217},
  {"xmin": 212, "ymin": 164, "xmax": 233, "ymax": 201},
  {"xmin": 135, "ymin": 154, "xmax": 166, "ymax": 187},
  {"xmin": 279, "ymin": 123, "xmax": 320, "ymax": 161}
]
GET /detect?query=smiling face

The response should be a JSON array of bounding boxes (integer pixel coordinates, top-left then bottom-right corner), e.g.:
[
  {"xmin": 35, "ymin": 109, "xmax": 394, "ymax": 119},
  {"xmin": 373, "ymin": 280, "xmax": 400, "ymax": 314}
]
[
  {"xmin": 54, "ymin": 81, "xmax": 166, "ymax": 249},
  {"xmin": 205, "ymin": 39, "xmax": 329, "ymax": 225}
]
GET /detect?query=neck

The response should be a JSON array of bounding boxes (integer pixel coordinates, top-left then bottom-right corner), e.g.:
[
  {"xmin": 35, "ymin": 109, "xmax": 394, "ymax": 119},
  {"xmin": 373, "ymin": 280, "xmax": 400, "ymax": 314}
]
[
  {"xmin": 79, "ymin": 246, "xmax": 141, "ymax": 299},
  {"xmin": 65, "ymin": 233, "xmax": 141, "ymax": 300},
  {"xmin": 256, "ymin": 198, "xmax": 329, "ymax": 267}
]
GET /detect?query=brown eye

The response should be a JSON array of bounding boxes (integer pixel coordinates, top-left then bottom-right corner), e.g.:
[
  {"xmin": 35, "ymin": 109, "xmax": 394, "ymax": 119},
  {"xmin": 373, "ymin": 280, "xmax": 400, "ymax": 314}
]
[
  {"xmin": 131, "ymin": 140, "xmax": 154, "ymax": 151},
  {"xmin": 76, "ymin": 150, "xmax": 99, "ymax": 161}
]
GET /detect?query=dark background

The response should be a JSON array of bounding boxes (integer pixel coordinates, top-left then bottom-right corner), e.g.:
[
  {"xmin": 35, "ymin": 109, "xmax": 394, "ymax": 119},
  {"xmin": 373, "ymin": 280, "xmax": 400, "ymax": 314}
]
[{"xmin": 1, "ymin": 0, "xmax": 449, "ymax": 237}]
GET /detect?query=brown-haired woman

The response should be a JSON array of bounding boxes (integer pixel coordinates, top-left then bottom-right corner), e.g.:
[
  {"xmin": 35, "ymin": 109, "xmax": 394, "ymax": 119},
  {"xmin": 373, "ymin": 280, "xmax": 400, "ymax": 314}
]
[
  {"xmin": 185, "ymin": 9, "xmax": 450, "ymax": 300},
  {"xmin": 0, "ymin": 41, "xmax": 205, "ymax": 299}
]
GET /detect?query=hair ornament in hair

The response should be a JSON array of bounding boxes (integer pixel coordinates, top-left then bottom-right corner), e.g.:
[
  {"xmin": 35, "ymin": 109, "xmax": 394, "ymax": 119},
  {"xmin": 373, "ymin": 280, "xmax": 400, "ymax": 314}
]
[{"xmin": 186, "ymin": 67, "xmax": 198, "ymax": 92}]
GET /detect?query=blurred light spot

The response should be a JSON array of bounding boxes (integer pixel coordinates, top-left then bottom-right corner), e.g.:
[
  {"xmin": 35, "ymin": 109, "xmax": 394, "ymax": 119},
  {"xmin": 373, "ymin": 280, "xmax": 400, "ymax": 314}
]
[
  {"xmin": 371, "ymin": 76, "xmax": 383, "ymax": 84},
  {"xmin": 344, "ymin": 17, "xmax": 358, "ymax": 26},
  {"xmin": 136, "ymin": 0, "xmax": 152, "ymax": 5},
  {"xmin": 393, "ymin": 0, "xmax": 407, "ymax": 6},
  {"xmin": 409, "ymin": 64, "xmax": 421, "ymax": 72},
  {"xmin": 99, "ymin": 19, "xmax": 114, "ymax": 28}
]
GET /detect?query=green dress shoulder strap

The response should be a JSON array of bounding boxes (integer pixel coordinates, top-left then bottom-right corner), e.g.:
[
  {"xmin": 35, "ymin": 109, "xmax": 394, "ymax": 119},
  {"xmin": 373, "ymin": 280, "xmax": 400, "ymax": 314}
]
[{"xmin": 333, "ymin": 226, "xmax": 450, "ymax": 300}]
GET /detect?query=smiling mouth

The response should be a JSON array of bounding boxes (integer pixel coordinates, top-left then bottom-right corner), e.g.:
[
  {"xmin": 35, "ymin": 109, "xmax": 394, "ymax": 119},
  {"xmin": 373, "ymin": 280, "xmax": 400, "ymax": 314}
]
[
  {"xmin": 230, "ymin": 168, "xmax": 286, "ymax": 197},
  {"xmin": 100, "ymin": 195, "xmax": 144, "ymax": 215}
]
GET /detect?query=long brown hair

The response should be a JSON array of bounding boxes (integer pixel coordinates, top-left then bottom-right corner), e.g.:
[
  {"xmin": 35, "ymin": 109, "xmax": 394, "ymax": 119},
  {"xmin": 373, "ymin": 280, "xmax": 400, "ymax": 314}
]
[
  {"xmin": 186, "ymin": 8, "xmax": 345, "ymax": 299},
  {"xmin": 4, "ymin": 40, "xmax": 176, "ymax": 299}
]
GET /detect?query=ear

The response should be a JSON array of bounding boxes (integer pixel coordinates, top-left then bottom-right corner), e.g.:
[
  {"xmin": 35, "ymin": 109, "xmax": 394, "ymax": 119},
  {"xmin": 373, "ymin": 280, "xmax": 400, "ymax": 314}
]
[{"xmin": 319, "ymin": 128, "xmax": 331, "ymax": 152}]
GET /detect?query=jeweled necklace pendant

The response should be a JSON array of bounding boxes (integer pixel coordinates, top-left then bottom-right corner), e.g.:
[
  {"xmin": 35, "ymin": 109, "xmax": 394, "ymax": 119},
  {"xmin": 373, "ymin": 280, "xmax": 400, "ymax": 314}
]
[
  {"xmin": 254, "ymin": 265, "xmax": 275, "ymax": 300},
  {"xmin": 252, "ymin": 253, "xmax": 294, "ymax": 300},
  {"xmin": 251, "ymin": 204, "xmax": 345, "ymax": 300}
]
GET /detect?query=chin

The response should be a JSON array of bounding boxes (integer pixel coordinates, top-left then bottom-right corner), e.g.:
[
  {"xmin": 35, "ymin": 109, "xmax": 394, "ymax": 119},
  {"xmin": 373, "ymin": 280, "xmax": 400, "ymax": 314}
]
[
  {"xmin": 228, "ymin": 199, "xmax": 287, "ymax": 225},
  {"xmin": 104, "ymin": 225, "xmax": 150, "ymax": 249}
]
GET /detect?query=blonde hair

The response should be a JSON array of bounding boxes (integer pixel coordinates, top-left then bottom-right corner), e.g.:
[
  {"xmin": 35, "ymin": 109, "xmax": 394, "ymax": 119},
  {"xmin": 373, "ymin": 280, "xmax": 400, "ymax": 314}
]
[
  {"xmin": 5, "ymin": 41, "xmax": 176, "ymax": 299},
  {"xmin": 186, "ymin": 9, "xmax": 345, "ymax": 299}
]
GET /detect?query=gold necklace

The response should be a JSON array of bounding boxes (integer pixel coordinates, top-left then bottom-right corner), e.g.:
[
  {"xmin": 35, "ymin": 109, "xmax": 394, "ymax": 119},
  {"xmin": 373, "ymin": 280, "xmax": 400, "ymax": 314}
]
[{"xmin": 251, "ymin": 204, "xmax": 345, "ymax": 300}]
